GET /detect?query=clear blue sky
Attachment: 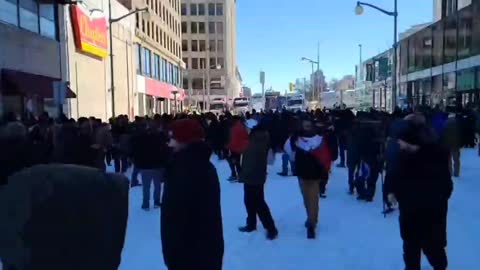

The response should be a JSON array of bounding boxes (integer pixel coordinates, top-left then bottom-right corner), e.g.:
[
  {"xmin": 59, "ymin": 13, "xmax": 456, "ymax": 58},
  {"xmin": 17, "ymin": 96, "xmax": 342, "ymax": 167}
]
[{"xmin": 237, "ymin": 0, "xmax": 432, "ymax": 93}]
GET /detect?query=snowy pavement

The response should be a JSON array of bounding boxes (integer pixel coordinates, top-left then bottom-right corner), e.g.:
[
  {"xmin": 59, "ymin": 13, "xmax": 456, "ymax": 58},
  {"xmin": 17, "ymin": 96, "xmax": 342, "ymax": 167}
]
[{"xmin": 118, "ymin": 149, "xmax": 480, "ymax": 270}]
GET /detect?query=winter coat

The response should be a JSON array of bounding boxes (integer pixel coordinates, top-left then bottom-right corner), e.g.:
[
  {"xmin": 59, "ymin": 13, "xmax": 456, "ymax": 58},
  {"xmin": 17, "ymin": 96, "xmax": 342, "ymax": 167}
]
[
  {"xmin": 0, "ymin": 138, "xmax": 32, "ymax": 186},
  {"xmin": 0, "ymin": 164, "xmax": 129, "ymax": 270},
  {"xmin": 161, "ymin": 142, "xmax": 224, "ymax": 270},
  {"xmin": 442, "ymin": 117, "xmax": 461, "ymax": 150},
  {"xmin": 240, "ymin": 128, "xmax": 270, "ymax": 185},
  {"xmin": 385, "ymin": 132, "xmax": 453, "ymax": 211},
  {"xmin": 294, "ymin": 135, "xmax": 331, "ymax": 180},
  {"xmin": 130, "ymin": 129, "xmax": 169, "ymax": 170},
  {"xmin": 227, "ymin": 121, "xmax": 249, "ymax": 154}
]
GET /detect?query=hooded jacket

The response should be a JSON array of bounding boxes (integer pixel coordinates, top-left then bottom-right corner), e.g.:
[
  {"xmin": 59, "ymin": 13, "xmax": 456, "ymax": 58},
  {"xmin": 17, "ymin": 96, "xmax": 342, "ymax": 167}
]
[
  {"xmin": 227, "ymin": 121, "xmax": 249, "ymax": 154},
  {"xmin": 161, "ymin": 142, "xmax": 224, "ymax": 270}
]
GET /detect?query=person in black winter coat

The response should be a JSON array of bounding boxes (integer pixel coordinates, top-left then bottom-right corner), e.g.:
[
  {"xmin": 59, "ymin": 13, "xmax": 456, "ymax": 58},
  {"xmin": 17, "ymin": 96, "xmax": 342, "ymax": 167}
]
[
  {"xmin": 161, "ymin": 119, "xmax": 224, "ymax": 270},
  {"xmin": 385, "ymin": 114, "xmax": 453, "ymax": 270},
  {"xmin": 130, "ymin": 121, "xmax": 170, "ymax": 210},
  {"xmin": 0, "ymin": 122, "xmax": 32, "ymax": 186}
]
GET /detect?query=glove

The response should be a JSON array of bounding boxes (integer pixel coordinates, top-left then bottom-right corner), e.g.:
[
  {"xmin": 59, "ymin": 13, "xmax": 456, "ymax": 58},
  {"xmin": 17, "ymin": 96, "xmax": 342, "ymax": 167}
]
[{"xmin": 387, "ymin": 193, "xmax": 398, "ymax": 207}]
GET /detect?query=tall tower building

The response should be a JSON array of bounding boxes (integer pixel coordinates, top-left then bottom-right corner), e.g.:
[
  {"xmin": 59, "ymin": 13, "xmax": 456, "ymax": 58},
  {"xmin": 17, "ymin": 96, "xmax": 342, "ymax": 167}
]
[{"xmin": 181, "ymin": 0, "xmax": 240, "ymax": 110}]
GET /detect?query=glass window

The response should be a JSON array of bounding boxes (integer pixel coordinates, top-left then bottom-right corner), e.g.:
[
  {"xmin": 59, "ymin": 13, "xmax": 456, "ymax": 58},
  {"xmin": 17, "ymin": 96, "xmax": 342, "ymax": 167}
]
[
  {"xmin": 199, "ymin": 58, "xmax": 206, "ymax": 70},
  {"xmin": 192, "ymin": 78, "xmax": 203, "ymax": 89},
  {"xmin": 432, "ymin": 21, "xmax": 444, "ymax": 67},
  {"xmin": 0, "ymin": 0, "xmax": 19, "ymax": 26},
  {"xmin": 209, "ymin": 22, "xmax": 215, "ymax": 34},
  {"xmin": 416, "ymin": 28, "xmax": 432, "ymax": 70},
  {"xmin": 153, "ymin": 54, "xmax": 160, "ymax": 79},
  {"xmin": 143, "ymin": 48, "xmax": 151, "ymax": 77},
  {"xmin": 182, "ymin": 21, "xmax": 187, "ymax": 33},
  {"xmin": 457, "ymin": 5, "xmax": 473, "ymax": 60},
  {"xmin": 444, "ymin": 15, "xmax": 457, "ymax": 64},
  {"xmin": 183, "ymin": 78, "xmax": 189, "ymax": 89},
  {"xmin": 208, "ymin": 3, "xmax": 215, "ymax": 16},
  {"xmin": 443, "ymin": 72, "xmax": 456, "ymax": 102},
  {"xmin": 199, "ymin": 40, "xmax": 206, "ymax": 51},
  {"xmin": 135, "ymin": 44, "xmax": 142, "ymax": 74},
  {"xmin": 408, "ymin": 38, "xmax": 416, "ymax": 73},
  {"xmin": 216, "ymin": 3, "xmax": 223, "ymax": 16},
  {"xmin": 209, "ymin": 40, "xmax": 216, "ymax": 51},
  {"xmin": 473, "ymin": 1, "xmax": 480, "ymax": 56},
  {"xmin": 161, "ymin": 59, "xmax": 167, "ymax": 81},
  {"xmin": 170, "ymin": 63, "xmax": 175, "ymax": 84},
  {"xmin": 457, "ymin": 69, "xmax": 475, "ymax": 91},
  {"xmin": 216, "ymin": 22, "xmax": 223, "ymax": 34},
  {"xmin": 210, "ymin": 58, "xmax": 216, "ymax": 69},
  {"xmin": 181, "ymin": 3, "xmax": 186, "ymax": 15},
  {"xmin": 20, "ymin": 0, "xmax": 39, "ymax": 33},
  {"xmin": 401, "ymin": 42, "xmax": 409, "ymax": 76},
  {"xmin": 217, "ymin": 57, "xmax": 224, "ymax": 69},
  {"xmin": 198, "ymin": 3, "xmax": 205, "ymax": 15},
  {"xmin": 191, "ymin": 22, "xmax": 197, "ymax": 33},
  {"xmin": 182, "ymin": 57, "xmax": 189, "ymax": 69},
  {"xmin": 190, "ymin": 3, "xmax": 197, "ymax": 15},
  {"xmin": 192, "ymin": 58, "xmax": 199, "ymax": 69},
  {"xmin": 217, "ymin": 39, "xmax": 224, "ymax": 52},
  {"xmin": 182, "ymin": 40, "xmax": 188, "ymax": 51},
  {"xmin": 198, "ymin": 22, "xmax": 205, "ymax": 33},
  {"xmin": 191, "ymin": 40, "xmax": 198, "ymax": 51},
  {"xmin": 477, "ymin": 68, "xmax": 480, "ymax": 89}
]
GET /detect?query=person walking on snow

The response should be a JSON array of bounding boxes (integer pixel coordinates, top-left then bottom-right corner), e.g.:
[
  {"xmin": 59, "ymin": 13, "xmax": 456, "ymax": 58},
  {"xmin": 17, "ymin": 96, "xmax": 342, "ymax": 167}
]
[
  {"xmin": 161, "ymin": 119, "xmax": 224, "ymax": 270},
  {"xmin": 227, "ymin": 116, "xmax": 249, "ymax": 182},
  {"xmin": 385, "ymin": 114, "xmax": 453, "ymax": 270},
  {"xmin": 294, "ymin": 118, "xmax": 331, "ymax": 239},
  {"xmin": 238, "ymin": 119, "xmax": 279, "ymax": 240}
]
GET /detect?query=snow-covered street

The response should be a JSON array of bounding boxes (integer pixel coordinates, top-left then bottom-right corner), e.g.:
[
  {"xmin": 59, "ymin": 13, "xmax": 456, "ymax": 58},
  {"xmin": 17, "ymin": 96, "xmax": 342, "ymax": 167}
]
[{"xmin": 118, "ymin": 149, "xmax": 480, "ymax": 270}]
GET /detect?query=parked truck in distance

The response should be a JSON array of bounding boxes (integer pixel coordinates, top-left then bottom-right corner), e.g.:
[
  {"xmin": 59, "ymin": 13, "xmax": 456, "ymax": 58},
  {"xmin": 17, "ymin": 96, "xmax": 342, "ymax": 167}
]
[{"xmin": 286, "ymin": 93, "xmax": 306, "ymax": 111}]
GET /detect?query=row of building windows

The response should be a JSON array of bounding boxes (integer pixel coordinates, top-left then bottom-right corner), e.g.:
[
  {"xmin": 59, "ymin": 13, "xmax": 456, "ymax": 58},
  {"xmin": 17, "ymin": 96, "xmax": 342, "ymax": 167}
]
[
  {"xmin": 399, "ymin": 67, "xmax": 480, "ymax": 107},
  {"xmin": 181, "ymin": 39, "xmax": 224, "ymax": 52},
  {"xmin": 136, "ymin": 16, "xmax": 181, "ymax": 58},
  {"xmin": 183, "ymin": 77, "xmax": 223, "ymax": 90},
  {"xmin": 0, "ymin": 0, "xmax": 57, "ymax": 40},
  {"xmin": 146, "ymin": 0, "xmax": 181, "ymax": 17},
  {"xmin": 400, "ymin": 1, "xmax": 480, "ymax": 75},
  {"xmin": 135, "ymin": 43, "xmax": 181, "ymax": 86},
  {"xmin": 182, "ymin": 57, "xmax": 224, "ymax": 69},
  {"xmin": 181, "ymin": 3, "xmax": 224, "ymax": 16},
  {"xmin": 181, "ymin": 21, "xmax": 223, "ymax": 34},
  {"xmin": 140, "ymin": 0, "xmax": 181, "ymax": 39}
]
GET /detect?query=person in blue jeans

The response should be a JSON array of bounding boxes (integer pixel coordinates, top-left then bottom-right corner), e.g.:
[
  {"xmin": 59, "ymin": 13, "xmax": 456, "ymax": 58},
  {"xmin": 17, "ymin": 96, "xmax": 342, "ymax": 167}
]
[
  {"xmin": 278, "ymin": 137, "xmax": 296, "ymax": 177},
  {"xmin": 278, "ymin": 153, "xmax": 296, "ymax": 176},
  {"xmin": 130, "ymin": 118, "xmax": 170, "ymax": 210}
]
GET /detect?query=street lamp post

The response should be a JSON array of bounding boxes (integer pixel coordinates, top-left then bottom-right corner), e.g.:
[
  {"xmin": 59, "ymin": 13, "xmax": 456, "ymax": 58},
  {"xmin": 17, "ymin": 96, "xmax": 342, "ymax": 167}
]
[
  {"xmin": 172, "ymin": 90, "xmax": 178, "ymax": 115},
  {"xmin": 301, "ymin": 57, "xmax": 319, "ymax": 102},
  {"xmin": 107, "ymin": 2, "xmax": 149, "ymax": 117},
  {"xmin": 355, "ymin": 0, "xmax": 398, "ymax": 110}
]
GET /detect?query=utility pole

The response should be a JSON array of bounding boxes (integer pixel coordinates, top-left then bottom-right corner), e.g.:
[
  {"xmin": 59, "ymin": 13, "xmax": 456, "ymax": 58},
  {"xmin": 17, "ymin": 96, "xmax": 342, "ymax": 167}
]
[
  {"xmin": 109, "ymin": 0, "xmax": 115, "ymax": 117},
  {"xmin": 317, "ymin": 42, "xmax": 321, "ymax": 102}
]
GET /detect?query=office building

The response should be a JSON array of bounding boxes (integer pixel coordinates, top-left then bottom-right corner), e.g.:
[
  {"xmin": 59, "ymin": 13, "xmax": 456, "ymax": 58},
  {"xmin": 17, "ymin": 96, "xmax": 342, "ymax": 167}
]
[
  {"xmin": 180, "ymin": 0, "xmax": 241, "ymax": 110},
  {"xmin": 120, "ymin": 0, "xmax": 185, "ymax": 116},
  {"xmin": 400, "ymin": 0, "xmax": 480, "ymax": 108},
  {"xmin": 64, "ymin": 0, "xmax": 134, "ymax": 120},
  {"xmin": 0, "ymin": 1, "xmax": 75, "ymax": 118}
]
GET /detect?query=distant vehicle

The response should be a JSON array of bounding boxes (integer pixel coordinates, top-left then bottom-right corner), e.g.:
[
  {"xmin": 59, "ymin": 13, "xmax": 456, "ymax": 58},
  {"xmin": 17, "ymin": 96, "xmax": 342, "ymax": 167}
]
[
  {"xmin": 250, "ymin": 94, "xmax": 265, "ymax": 112},
  {"xmin": 209, "ymin": 97, "xmax": 228, "ymax": 115},
  {"xmin": 265, "ymin": 91, "xmax": 281, "ymax": 111},
  {"xmin": 286, "ymin": 93, "xmax": 306, "ymax": 111},
  {"xmin": 233, "ymin": 97, "xmax": 250, "ymax": 115}
]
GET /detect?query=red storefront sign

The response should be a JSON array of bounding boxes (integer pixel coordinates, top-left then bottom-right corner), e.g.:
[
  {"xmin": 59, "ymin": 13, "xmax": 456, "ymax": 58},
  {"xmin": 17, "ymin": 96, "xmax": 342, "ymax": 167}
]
[
  {"xmin": 70, "ymin": 5, "xmax": 108, "ymax": 58},
  {"xmin": 145, "ymin": 78, "xmax": 185, "ymax": 101}
]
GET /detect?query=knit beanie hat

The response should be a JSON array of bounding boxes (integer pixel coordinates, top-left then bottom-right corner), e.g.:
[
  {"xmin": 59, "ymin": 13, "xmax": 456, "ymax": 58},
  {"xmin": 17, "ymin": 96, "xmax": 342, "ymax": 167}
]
[{"xmin": 170, "ymin": 119, "xmax": 206, "ymax": 144}]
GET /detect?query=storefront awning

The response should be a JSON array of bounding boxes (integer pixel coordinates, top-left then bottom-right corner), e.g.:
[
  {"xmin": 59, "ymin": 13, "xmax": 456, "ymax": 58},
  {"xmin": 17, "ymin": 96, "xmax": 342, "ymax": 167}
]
[
  {"xmin": 1, "ymin": 69, "xmax": 76, "ymax": 98},
  {"xmin": 145, "ymin": 77, "xmax": 184, "ymax": 101}
]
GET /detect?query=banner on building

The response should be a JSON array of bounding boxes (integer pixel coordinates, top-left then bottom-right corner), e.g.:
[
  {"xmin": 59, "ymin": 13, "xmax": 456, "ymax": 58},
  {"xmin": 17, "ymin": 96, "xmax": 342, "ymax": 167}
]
[{"xmin": 70, "ymin": 5, "xmax": 108, "ymax": 58}]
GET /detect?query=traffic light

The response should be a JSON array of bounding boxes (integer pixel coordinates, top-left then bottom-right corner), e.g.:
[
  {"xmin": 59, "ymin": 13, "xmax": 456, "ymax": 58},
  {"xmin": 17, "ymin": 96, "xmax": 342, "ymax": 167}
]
[{"xmin": 289, "ymin": 83, "xmax": 295, "ymax": 92}]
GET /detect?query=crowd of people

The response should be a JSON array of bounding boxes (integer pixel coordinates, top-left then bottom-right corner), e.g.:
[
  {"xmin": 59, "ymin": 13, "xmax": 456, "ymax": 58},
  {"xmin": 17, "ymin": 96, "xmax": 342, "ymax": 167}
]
[{"xmin": 0, "ymin": 104, "xmax": 479, "ymax": 270}]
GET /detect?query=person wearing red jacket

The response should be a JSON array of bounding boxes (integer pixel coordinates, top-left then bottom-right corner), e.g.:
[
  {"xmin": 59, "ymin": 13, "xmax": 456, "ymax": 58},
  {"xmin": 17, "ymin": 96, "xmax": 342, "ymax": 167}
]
[{"xmin": 226, "ymin": 117, "xmax": 249, "ymax": 181}]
